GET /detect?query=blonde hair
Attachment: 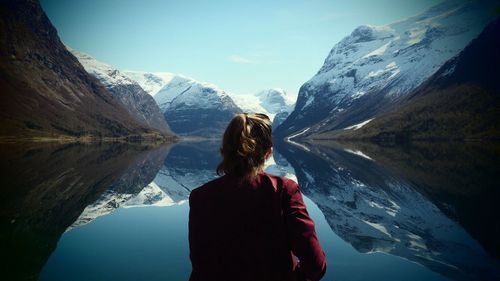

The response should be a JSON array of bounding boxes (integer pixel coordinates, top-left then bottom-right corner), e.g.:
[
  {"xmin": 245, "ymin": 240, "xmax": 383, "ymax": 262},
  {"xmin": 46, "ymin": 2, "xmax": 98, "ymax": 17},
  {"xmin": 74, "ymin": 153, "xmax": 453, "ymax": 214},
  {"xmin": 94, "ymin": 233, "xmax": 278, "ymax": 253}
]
[{"xmin": 217, "ymin": 113, "xmax": 272, "ymax": 179}]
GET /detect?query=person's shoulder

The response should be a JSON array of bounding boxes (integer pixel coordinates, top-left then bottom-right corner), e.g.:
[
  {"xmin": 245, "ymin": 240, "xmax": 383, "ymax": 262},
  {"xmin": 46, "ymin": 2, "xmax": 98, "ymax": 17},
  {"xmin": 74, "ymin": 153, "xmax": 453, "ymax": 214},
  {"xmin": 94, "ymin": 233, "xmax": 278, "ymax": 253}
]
[
  {"xmin": 262, "ymin": 172, "xmax": 299, "ymax": 193},
  {"xmin": 189, "ymin": 175, "xmax": 226, "ymax": 202}
]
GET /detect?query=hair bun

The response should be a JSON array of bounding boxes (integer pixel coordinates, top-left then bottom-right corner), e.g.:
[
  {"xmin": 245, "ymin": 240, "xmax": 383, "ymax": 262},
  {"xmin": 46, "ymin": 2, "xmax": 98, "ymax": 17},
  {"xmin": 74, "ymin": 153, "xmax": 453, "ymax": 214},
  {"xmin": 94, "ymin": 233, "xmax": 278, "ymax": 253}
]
[{"xmin": 217, "ymin": 113, "xmax": 273, "ymax": 178}]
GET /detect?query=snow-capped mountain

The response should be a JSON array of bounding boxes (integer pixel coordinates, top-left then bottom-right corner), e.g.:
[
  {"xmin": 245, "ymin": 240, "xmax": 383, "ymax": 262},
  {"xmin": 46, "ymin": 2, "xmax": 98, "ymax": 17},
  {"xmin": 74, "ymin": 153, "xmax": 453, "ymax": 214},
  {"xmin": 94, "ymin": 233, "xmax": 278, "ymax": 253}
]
[
  {"xmin": 231, "ymin": 88, "xmax": 295, "ymax": 127},
  {"xmin": 255, "ymin": 88, "xmax": 294, "ymax": 116},
  {"xmin": 165, "ymin": 76, "xmax": 235, "ymax": 111},
  {"xmin": 333, "ymin": 16, "xmax": 500, "ymax": 141},
  {"xmin": 124, "ymin": 71, "xmax": 241, "ymax": 137},
  {"xmin": 275, "ymin": 141, "xmax": 500, "ymax": 280},
  {"xmin": 275, "ymin": 0, "xmax": 496, "ymax": 139},
  {"xmin": 165, "ymin": 79, "xmax": 241, "ymax": 136},
  {"xmin": 70, "ymin": 49, "xmax": 171, "ymax": 134},
  {"xmin": 122, "ymin": 71, "xmax": 176, "ymax": 97}
]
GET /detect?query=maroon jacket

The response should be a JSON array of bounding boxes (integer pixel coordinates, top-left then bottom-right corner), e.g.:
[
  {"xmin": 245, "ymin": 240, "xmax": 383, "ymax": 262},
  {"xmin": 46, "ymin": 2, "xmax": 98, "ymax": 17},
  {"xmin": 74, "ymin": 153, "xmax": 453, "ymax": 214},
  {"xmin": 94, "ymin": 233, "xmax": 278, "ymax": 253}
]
[{"xmin": 188, "ymin": 172, "xmax": 327, "ymax": 281}]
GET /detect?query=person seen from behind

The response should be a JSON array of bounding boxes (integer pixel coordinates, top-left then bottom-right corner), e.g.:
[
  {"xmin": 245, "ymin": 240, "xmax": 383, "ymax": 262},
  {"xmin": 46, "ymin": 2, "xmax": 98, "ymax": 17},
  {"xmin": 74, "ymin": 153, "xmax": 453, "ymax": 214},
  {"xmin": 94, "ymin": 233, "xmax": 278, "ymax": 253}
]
[{"xmin": 188, "ymin": 113, "xmax": 327, "ymax": 281}]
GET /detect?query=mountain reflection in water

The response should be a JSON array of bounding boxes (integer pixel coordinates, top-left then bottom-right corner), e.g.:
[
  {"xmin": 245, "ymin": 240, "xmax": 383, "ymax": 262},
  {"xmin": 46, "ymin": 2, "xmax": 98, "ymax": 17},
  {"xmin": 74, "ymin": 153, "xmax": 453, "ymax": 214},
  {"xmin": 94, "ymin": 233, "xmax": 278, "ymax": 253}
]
[
  {"xmin": 275, "ymin": 140, "xmax": 499, "ymax": 281},
  {"xmin": 0, "ymin": 141, "xmax": 498, "ymax": 281},
  {"xmin": 69, "ymin": 141, "xmax": 220, "ymax": 229},
  {"xmin": 0, "ymin": 142, "xmax": 173, "ymax": 280}
]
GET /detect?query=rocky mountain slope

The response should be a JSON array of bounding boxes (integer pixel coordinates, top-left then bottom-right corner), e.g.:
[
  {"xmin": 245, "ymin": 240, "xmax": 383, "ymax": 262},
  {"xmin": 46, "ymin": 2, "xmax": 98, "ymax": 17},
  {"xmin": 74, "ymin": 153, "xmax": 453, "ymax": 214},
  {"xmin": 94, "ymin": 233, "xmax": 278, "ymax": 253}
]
[
  {"xmin": 125, "ymin": 72, "xmax": 241, "ymax": 137},
  {"xmin": 331, "ymin": 16, "xmax": 500, "ymax": 141},
  {"xmin": 70, "ymin": 50, "xmax": 172, "ymax": 134},
  {"xmin": 275, "ymin": 0, "xmax": 496, "ymax": 140},
  {"xmin": 0, "ymin": 0, "xmax": 165, "ymax": 140}
]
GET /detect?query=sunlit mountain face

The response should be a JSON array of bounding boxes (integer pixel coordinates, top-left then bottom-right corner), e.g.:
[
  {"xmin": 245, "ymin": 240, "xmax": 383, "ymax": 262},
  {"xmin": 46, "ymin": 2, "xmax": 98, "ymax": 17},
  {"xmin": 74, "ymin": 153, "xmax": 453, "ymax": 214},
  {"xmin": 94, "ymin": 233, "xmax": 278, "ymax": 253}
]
[{"xmin": 275, "ymin": 0, "xmax": 497, "ymax": 140}]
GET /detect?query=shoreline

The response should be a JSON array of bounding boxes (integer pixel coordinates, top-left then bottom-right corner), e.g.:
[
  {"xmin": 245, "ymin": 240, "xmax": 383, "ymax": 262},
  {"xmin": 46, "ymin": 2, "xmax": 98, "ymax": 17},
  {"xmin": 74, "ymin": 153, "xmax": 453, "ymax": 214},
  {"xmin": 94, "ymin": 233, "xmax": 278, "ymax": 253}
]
[{"xmin": 0, "ymin": 134, "xmax": 179, "ymax": 144}]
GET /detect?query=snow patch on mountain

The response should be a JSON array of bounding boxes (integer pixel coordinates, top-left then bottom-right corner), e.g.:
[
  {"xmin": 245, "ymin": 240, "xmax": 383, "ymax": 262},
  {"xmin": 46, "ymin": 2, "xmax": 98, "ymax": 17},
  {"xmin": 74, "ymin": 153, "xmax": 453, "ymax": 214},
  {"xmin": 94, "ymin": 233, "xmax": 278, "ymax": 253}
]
[
  {"xmin": 312, "ymin": 0, "xmax": 491, "ymax": 102},
  {"xmin": 125, "ymin": 71, "xmax": 238, "ymax": 112},
  {"xmin": 123, "ymin": 71, "xmax": 176, "ymax": 96},
  {"xmin": 256, "ymin": 88, "xmax": 295, "ymax": 114},
  {"xmin": 231, "ymin": 95, "xmax": 268, "ymax": 115},
  {"xmin": 125, "ymin": 70, "xmax": 241, "ymax": 136},
  {"xmin": 70, "ymin": 48, "xmax": 136, "ymax": 87},
  {"xmin": 168, "ymin": 77, "xmax": 234, "ymax": 110},
  {"xmin": 124, "ymin": 69, "xmax": 294, "ymax": 132},
  {"xmin": 343, "ymin": 118, "xmax": 374, "ymax": 130},
  {"xmin": 232, "ymin": 88, "xmax": 295, "ymax": 126},
  {"xmin": 343, "ymin": 149, "xmax": 374, "ymax": 161},
  {"xmin": 70, "ymin": 48, "xmax": 171, "ymax": 133}
]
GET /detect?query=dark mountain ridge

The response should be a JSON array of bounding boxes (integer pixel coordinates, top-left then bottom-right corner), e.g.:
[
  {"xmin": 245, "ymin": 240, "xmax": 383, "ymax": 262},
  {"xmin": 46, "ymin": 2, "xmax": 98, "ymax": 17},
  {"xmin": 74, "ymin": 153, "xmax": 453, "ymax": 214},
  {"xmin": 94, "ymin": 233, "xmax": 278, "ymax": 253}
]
[
  {"xmin": 0, "ymin": 0, "xmax": 174, "ymax": 141},
  {"xmin": 69, "ymin": 49, "xmax": 173, "ymax": 135}
]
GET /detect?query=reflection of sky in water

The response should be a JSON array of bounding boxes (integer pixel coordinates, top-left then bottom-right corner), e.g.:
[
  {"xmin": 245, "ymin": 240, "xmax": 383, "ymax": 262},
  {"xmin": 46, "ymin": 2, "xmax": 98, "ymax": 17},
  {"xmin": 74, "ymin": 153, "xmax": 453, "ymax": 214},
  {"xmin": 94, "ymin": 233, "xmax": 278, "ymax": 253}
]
[
  {"xmin": 38, "ymin": 141, "xmax": 498, "ymax": 281},
  {"xmin": 39, "ymin": 196, "xmax": 450, "ymax": 281},
  {"xmin": 40, "ymin": 204, "xmax": 192, "ymax": 281}
]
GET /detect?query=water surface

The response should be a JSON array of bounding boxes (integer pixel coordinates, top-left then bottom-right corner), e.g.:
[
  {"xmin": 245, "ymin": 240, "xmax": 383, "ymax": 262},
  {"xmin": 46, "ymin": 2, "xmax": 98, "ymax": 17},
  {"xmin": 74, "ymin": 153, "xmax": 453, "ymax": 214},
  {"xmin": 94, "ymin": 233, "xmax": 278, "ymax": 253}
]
[{"xmin": 1, "ymin": 140, "xmax": 498, "ymax": 280}]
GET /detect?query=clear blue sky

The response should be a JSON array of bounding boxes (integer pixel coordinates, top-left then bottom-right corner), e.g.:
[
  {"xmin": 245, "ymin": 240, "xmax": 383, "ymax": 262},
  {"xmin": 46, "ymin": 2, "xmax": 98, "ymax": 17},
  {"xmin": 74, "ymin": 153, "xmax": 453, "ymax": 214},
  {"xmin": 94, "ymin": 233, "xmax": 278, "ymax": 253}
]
[{"xmin": 41, "ymin": 0, "xmax": 442, "ymax": 97}]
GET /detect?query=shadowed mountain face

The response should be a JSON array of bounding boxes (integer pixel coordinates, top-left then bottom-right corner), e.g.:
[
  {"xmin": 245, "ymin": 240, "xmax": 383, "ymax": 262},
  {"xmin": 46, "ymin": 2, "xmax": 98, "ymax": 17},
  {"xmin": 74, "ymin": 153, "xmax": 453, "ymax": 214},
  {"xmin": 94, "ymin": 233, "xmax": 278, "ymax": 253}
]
[
  {"xmin": 331, "ymin": 17, "xmax": 500, "ymax": 141},
  {"xmin": 70, "ymin": 49, "xmax": 173, "ymax": 135},
  {"xmin": 274, "ymin": 141, "xmax": 500, "ymax": 281},
  {"xmin": 164, "ymin": 87, "xmax": 241, "ymax": 137},
  {"xmin": 125, "ymin": 72, "xmax": 242, "ymax": 137},
  {"xmin": 0, "ymin": 142, "xmax": 172, "ymax": 280},
  {"xmin": 107, "ymin": 82, "xmax": 173, "ymax": 134},
  {"xmin": 0, "ymin": 0, "xmax": 164, "ymax": 139}
]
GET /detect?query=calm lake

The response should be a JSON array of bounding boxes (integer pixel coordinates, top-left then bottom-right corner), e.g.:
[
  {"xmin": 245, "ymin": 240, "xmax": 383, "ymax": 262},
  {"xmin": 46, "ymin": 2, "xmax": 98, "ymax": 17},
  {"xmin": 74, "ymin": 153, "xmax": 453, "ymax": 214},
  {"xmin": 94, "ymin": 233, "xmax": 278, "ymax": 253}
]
[{"xmin": 1, "ymin": 140, "xmax": 499, "ymax": 281}]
